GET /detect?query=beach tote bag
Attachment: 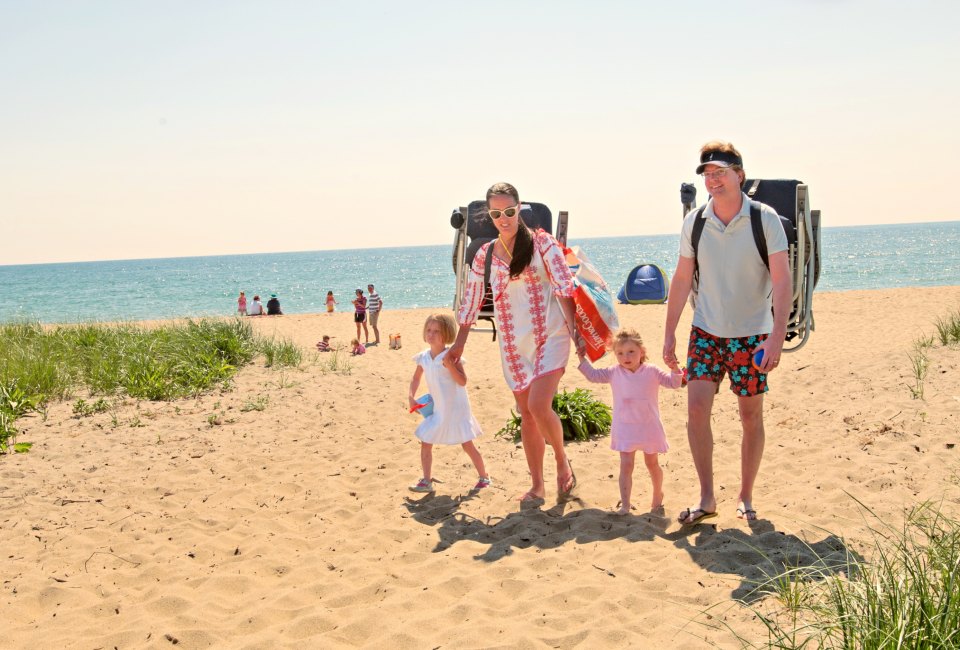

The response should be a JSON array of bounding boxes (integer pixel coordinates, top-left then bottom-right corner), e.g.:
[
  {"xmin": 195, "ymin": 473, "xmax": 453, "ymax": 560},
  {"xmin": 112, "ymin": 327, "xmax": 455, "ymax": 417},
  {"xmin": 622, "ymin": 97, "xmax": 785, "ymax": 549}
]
[{"xmin": 564, "ymin": 246, "xmax": 620, "ymax": 361}]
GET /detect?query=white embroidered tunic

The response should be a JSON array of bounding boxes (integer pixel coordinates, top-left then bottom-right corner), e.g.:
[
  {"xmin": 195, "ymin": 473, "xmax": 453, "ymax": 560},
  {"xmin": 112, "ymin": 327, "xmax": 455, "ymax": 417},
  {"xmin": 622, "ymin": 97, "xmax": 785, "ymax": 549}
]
[{"xmin": 457, "ymin": 230, "xmax": 576, "ymax": 392}]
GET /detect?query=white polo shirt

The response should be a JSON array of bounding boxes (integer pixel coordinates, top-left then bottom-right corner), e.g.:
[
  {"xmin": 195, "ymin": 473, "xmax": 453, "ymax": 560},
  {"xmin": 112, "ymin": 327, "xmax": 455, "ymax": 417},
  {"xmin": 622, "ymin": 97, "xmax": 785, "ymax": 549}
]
[{"xmin": 679, "ymin": 193, "xmax": 788, "ymax": 338}]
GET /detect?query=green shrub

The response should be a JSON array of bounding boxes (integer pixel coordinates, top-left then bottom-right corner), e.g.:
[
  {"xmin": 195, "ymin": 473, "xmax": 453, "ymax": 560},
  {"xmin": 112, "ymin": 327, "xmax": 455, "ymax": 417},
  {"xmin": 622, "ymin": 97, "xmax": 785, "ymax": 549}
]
[
  {"xmin": 496, "ymin": 388, "xmax": 611, "ymax": 442},
  {"xmin": 259, "ymin": 337, "xmax": 302, "ymax": 368}
]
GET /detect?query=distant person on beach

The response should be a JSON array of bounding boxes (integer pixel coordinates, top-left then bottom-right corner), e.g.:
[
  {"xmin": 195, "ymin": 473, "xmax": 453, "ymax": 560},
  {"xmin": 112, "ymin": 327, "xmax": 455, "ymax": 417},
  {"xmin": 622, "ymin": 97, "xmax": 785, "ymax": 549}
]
[
  {"xmin": 350, "ymin": 338, "xmax": 366, "ymax": 356},
  {"xmin": 316, "ymin": 335, "xmax": 332, "ymax": 351},
  {"xmin": 448, "ymin": 181, "xmax": 583, "ymax": 503},
  {"xmin": 266, "ymin": 293, "xmax": 283, "ymax": 316},
  {"xmin": 237, "ymin": 291, "xmax": 247, "ymax": 316},
  {"xmin": 578, "ymin": 329, "xmax": 684, "ymax": 515},
  {"xmin": 325, "ymin": 291, "xmax": 337, "ymax": 315},
  {"xmin": 248, "ymin": 295, "xmax": 264, "ymax": 316},
  {"xmin": 663, "ymin": 140, "xmax": 790, "ymax": 526},
  {"xmin": 408, "ymin": 313, "xmax": 490, "ymax": 493},
  {"xmin": 366, "ymin": 284, "xmax": 383, "ymax": 346},
  {"xmin": 352, "ymin": 289, "xmax": 369, "ymax": 343}
]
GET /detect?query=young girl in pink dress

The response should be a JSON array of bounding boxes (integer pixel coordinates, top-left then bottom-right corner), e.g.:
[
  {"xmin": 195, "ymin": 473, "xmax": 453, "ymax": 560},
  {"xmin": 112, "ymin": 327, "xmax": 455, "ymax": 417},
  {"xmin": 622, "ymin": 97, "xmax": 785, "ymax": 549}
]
[
  {"xmin": 407, "ymin": 313, "xmax": 489, "ymax": 493},
  {"xmin": 578, "ymin": 329, "xmax": 684, "ymax": 515},
  {"xmin": 325, "ymin": 291, "xmax": 337, "ymax": 315},
  {"xmin": 237, "ymin": 291, "xmax": 247, "ymax": 316}
]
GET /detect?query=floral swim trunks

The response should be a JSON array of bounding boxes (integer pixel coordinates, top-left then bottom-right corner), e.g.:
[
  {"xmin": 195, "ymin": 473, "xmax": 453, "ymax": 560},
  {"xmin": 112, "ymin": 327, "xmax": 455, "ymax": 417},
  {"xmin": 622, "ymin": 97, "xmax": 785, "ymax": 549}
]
[{"xmin": 686, "ymin": 326, "xmax": 769, "ymax": 396}]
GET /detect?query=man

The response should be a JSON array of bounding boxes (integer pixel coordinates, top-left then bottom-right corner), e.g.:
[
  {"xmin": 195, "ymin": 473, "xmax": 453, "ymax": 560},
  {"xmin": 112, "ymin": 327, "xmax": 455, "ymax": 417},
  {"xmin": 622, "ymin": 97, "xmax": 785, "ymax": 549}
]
[
  {"xmin": 266, "ymin": 293, "xmax": 283, "ymax": 316},
  {"xmin": 663, "ymin": 141, "xmax": 791, "ymax": 526},
  {"xmin": 366, "ymin": 284, "xmax": 383, "ymax": 345}
]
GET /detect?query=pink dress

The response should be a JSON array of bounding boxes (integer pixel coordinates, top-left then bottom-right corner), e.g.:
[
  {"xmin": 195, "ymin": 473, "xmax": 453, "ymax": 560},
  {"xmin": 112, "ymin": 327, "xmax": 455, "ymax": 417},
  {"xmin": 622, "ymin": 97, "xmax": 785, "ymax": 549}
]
[
  {"xmin": 458, "ymin": 230, "xmax": 576, "ymax": 392},
  {"xmin": 578, "ymin": 360, "xmax": 683, "ymax": 453}
]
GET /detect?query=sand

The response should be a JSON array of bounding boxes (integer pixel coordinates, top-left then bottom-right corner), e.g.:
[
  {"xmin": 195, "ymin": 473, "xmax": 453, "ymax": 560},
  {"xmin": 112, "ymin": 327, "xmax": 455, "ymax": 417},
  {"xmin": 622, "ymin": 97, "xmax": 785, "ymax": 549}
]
[{"xmin": 3, "ymin": 286, "xmax": 959, "ymax": 648}]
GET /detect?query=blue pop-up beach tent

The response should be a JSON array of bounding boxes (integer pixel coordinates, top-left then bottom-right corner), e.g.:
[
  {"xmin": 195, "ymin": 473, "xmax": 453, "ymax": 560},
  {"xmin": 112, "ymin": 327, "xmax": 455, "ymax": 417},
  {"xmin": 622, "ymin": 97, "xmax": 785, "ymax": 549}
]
[{"xmin": 617, "ymin": 264, "xmax": 669, "ymax": 304}]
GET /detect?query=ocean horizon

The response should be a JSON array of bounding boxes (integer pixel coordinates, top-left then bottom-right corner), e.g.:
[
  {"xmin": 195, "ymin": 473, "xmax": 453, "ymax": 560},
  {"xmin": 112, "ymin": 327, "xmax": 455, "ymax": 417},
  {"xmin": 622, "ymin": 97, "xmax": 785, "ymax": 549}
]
[{"xmin": 3, "ymin": 220, "xmax": 959, "ymax": 325}]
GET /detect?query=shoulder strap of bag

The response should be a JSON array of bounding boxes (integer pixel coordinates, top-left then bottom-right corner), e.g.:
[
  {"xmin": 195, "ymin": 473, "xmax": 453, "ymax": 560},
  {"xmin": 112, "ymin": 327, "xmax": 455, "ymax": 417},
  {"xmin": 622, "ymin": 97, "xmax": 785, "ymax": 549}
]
[
  {"xmin": 483, "ymin": 240, "xmax": 495, "ymax": 291},
  {"xmin": 749, "ymin": 202, "xmax": 769, "ymax": 270},
  {"xmin": 691, "ymin": 206, "xmax": 707, "ymax": 287}
]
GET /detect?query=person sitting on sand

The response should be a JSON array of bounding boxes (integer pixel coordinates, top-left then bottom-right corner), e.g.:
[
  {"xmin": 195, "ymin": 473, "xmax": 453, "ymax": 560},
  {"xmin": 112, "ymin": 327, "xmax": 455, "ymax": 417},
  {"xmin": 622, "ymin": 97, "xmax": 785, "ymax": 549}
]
[
  {"xmin": 408, "ymin": 313, "xmax": 490, "ymax": 493},
  {"xmin": 663, "ymin": 140, "xmax": 790, "ymax": 526},
  {"xmin": 248, "ymin": 295, "xmax": 264, "ymax": 316},
  {"xmin": 266, "ymin": 293, "xmax": 283, "ymax": 315},
  {"xmin": 316, "ymin": 335, "xmax": 332, "ymax": 352},
  {"xmin": 350, "ymin": 338, "xmax": 365, "ymax": 355},
  {"xmin": 578, "ymin": 328, "xmax": 684, "ymax": 515}
]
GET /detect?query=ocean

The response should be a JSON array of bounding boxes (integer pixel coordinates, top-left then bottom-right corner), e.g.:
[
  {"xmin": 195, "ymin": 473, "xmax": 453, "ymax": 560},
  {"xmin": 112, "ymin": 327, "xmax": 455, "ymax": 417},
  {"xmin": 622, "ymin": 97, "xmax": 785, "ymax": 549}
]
[{"xmin": 2, "ymin": 221, "xmax": 959, "ymax": 324}]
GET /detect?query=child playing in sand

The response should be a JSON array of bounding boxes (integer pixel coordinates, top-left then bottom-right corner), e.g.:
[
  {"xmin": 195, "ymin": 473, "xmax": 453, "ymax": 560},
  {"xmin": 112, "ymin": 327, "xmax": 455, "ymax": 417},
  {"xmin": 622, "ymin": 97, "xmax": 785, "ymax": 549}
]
[
  {"xmin": 325, "ymin": 291, "xmax": 337, "ymax": 314},
  {"xmin": 316, "ymin": 335, "xmax": 332, "ymax": 352},
  {"xmin": 408, "ymin": 313, "xmax": 490, "ymax": 493},
  {"xmin": 350, "ymin": 339, "xmax": 365, "ymax": 355},
  {"xmin": 577, "ymin": 329, "xmax": 684, "ymax": 515}
]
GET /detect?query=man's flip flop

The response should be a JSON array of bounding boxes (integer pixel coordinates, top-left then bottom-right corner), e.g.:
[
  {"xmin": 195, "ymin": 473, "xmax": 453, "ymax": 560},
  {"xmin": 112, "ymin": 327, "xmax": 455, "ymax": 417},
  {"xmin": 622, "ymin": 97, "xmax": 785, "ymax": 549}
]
[
  {"xmin": 678, "ymin": 507, "xmax": 718, "ymax": 527},
  {"xmin": 736, "ymin": 507, "xmax": 757, "ymax": 521}
]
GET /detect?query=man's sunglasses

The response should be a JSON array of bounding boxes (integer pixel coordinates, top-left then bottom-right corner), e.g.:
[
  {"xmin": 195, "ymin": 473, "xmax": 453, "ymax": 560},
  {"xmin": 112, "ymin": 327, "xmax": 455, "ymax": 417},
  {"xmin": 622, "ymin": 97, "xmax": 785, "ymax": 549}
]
[{"xmin": 488, "ymin": 205, "xmax": 520, "ymax": 220}]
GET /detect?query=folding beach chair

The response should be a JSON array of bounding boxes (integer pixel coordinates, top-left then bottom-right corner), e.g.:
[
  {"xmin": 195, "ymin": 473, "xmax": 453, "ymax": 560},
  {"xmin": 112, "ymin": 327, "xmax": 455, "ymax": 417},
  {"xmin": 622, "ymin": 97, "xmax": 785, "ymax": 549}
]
[
  {"xmin": 682, "ymin": 179, "xmax": 821, "ymax": 352},
  {"xmin": 450, "ymin": 201, "xmax": 568, "ymax": 340}
]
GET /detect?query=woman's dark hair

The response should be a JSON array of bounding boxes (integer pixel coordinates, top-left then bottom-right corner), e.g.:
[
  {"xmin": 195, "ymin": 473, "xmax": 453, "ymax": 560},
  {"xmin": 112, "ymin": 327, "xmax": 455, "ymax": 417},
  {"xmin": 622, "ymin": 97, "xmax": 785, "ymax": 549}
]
[{"xmin": 486, "ymin": 182, "xmax": 534, "ymax": 277}]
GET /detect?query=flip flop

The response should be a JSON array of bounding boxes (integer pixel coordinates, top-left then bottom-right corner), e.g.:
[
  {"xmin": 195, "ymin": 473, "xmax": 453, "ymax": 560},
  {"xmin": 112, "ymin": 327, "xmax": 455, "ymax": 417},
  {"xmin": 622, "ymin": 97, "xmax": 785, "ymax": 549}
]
[
  {"xmin": 736, "ymin": 507, "xmax": 757, "ymax": 521},
  {"xmin": 558, "ymin": 460, "xmax": 577, "ymax": 498},
  {"xmin": 678, "ymin": 507, "xmax": 718, "ymax": 527}
]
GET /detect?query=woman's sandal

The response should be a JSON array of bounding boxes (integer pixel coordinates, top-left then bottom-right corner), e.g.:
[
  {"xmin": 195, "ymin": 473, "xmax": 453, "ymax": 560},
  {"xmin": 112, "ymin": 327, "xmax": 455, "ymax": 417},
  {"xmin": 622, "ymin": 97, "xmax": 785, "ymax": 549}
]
[{"xmin": 558, "ymin": 460, "xmax": 577, "ymax": 498}]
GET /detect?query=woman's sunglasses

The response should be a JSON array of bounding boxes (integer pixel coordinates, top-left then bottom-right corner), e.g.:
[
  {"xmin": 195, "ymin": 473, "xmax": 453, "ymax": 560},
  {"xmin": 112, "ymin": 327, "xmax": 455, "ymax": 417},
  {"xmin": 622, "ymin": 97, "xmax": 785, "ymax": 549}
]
[{"xmin": 488, "ymin": 205, "xmax": 520, "ymax": 220}]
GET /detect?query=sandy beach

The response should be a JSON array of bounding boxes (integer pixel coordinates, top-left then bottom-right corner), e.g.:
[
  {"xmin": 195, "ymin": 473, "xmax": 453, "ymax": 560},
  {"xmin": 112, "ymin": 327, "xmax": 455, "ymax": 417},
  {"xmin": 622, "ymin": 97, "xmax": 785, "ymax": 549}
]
[{"xmin": 3, "ymin": 286, "xmax": 959, "ymax": 648}]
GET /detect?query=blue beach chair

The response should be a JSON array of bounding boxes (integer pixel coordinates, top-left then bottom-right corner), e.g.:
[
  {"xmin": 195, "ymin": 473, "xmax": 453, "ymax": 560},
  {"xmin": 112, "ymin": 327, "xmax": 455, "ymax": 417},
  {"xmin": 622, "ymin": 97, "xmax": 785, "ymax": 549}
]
[{"xmin": 450, "ymin": 201, "xmax": 568, "ymax": 340}]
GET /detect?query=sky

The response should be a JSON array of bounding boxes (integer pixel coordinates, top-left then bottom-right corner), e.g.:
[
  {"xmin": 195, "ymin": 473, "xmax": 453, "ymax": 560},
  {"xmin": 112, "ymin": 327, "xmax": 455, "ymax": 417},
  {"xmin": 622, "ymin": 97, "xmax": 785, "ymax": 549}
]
[{"xmin": 2, "ymin": 0, "xmax": 958, "ymax": 265}]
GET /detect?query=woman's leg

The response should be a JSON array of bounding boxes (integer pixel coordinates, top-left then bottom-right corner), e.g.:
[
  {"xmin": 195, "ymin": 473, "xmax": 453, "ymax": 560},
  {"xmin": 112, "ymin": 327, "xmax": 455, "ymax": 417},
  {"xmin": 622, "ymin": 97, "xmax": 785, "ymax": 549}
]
[
  {"xmin": 362, "ymin": 319, "xmax": 369, "ymax": 343},
  {"xmin": 617, "ymin": 451, "xmax": 635, "ymax": 515},
  {"xmin": 461, "ymin": 441, "xmax": 487, "ymax": 478},
  {"xmin": 643, "ymin": 452, "xmax": 664, "ymax": 509},
  {"xmin": 521, "ymin": 371, "xmax": 573, "ymax": 497},
  {"xmin": 513, "ymin": 389, "xmax": 546, "ymax": 500},
  {"xmin": 355, "ymin": 318, "xmax": 361, "ymax": 340}
]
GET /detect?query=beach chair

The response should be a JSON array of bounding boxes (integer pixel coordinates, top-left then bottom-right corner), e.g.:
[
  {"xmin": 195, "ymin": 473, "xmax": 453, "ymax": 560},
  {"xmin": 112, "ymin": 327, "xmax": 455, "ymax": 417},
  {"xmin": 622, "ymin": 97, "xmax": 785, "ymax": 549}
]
[
  {"xmin": 450, "ymin": 201, "xmax": 568, "ymax": 340},
  {"xmin": 682, "ymin": 179, "xmax": 821, "ymax": 352}
]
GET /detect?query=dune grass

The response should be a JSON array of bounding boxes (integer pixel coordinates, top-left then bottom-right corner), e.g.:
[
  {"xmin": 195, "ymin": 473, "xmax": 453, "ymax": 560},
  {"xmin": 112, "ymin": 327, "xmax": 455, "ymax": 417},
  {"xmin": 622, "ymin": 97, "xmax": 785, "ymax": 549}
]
[
  {"xmin": 739, "ymin": 500, "xmax": 960, "ymax": 649},
  {"xmin": 0, "ymin": 319, "xmax": 304, "ymax": 453},
  {"xmin": 934, "ymin": 308, "xmax": 960, "ymax": 346}
]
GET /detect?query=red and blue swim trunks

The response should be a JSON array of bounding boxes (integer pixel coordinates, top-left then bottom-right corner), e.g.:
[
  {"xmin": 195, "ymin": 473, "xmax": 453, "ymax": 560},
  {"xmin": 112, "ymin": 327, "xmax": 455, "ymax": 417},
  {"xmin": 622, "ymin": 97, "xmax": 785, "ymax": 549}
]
[{"xmin": 686, "ymin": 326, "xmax": 769, "ymax": 396}]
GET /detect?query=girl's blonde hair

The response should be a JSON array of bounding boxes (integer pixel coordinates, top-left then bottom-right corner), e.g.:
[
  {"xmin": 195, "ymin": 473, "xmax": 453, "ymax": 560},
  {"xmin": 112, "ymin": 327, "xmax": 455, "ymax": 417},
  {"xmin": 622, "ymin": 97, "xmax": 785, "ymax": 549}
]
[
  {"xmin": 612, "ymin": 328, "xmax": 647, "ymax": 363},
  {"xmin": 423, "ymin": 313, "xmax": 457, "ymax": 344},
  {"xmin": 350, "ymin": 338, "xmax": 360, "ymax": 346}
]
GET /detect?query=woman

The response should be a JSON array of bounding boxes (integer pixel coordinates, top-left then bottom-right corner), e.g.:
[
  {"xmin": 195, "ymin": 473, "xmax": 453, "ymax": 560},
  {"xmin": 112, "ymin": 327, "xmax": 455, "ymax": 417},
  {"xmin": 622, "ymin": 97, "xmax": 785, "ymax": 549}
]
[
  {"xmin": 447, "ymin": 182, "xmax": 583, "ymax": 502},
  {"xmin": 352, "ymin": 288, "xmax": 369, "ymax": 343}
]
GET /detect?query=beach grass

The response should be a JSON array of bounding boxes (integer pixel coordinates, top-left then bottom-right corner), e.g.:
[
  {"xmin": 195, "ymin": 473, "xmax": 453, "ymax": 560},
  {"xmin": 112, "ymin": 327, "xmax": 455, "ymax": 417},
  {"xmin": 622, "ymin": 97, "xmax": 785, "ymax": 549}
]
[
  {"xmin": 0, "ymin": 319, "xmax": 260, "ymax": 403},
  {"xmin": 934, "ymin": 309, "xmax": 960, "ymax": 346},
  {"xmin": 738, "ymin": 500, "xmax": 960, "ymax": 649}
]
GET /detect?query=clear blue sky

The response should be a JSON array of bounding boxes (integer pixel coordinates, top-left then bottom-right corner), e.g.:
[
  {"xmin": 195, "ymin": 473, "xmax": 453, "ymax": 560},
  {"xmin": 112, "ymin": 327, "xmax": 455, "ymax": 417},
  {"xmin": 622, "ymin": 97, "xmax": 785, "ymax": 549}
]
[{"xmin": 2, "ymin": 0, "xmax": 957, "ymax": 264}]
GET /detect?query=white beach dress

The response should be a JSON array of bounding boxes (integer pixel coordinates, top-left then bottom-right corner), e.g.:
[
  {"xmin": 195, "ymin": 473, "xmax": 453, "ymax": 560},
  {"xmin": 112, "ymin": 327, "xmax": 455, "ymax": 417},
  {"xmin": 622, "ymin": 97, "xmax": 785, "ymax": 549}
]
[
  {"xmin": 457, "ymin": 229, "xmax": 576, "ymax": 392},
  {"xmin": 413, "ymin": 348, "xmax": 483, "ymax": 445}
]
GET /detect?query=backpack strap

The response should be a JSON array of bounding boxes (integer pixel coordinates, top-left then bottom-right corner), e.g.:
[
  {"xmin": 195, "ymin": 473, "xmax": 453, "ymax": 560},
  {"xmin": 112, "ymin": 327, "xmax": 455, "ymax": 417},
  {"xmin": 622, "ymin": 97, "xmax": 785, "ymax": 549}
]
[
  {"xmin": 691, "ymin": 206, "xmax": 707, "ymax": 286},
  {"xmin": 483, "ymin": 240, "xmax": 495, "ymax": 294},
  {"xmin": 749, "ymin": 202, "xmax": 770, "ymax": 270}
]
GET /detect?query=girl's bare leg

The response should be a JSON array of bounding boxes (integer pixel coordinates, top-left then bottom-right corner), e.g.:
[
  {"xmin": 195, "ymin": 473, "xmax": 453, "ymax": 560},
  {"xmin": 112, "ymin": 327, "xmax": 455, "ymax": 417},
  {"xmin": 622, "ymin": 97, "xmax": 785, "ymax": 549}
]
[
  {"xmin": 420, "ymin": 442, "xmax": 433, "ymax": 481},
  {"xmin": 461, "ymin": 441, "xmax": 487, "ymax": 479},
  {"xmin": 617, "ymin": 451, "xmax": 635, "ymax": 515},
  {"xmin": 644, "ymin": 452, "xmax": 664, "ymax": 509}
]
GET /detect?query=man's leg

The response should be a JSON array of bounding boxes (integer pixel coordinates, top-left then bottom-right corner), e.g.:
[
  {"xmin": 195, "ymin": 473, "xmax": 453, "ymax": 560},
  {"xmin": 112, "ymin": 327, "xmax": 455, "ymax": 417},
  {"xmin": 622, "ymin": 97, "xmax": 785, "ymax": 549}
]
[
  {"xmin": 737, "ymin": 393, "xmax": 765, "ymax": 520},
  {"xmin": 681, "ymin": 380, "xmax": 718, "ymax": 522}
]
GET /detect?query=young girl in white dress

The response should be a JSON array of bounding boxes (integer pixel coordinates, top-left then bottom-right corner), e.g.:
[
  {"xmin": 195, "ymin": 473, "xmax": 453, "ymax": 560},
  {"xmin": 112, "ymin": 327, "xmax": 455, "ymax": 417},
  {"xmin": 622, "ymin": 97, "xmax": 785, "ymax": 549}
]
[{"xmin": 408, "ymin": 313, "xmax": 490, "ymax": 493}]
